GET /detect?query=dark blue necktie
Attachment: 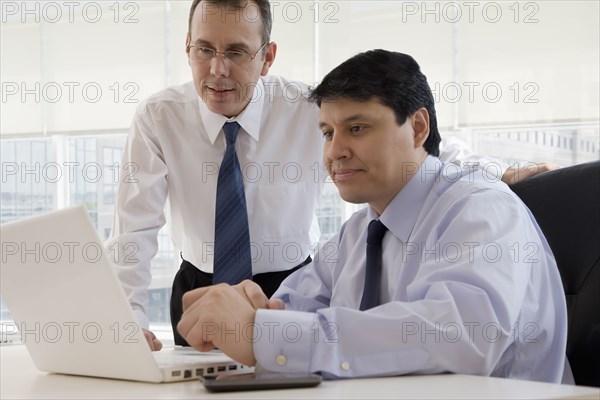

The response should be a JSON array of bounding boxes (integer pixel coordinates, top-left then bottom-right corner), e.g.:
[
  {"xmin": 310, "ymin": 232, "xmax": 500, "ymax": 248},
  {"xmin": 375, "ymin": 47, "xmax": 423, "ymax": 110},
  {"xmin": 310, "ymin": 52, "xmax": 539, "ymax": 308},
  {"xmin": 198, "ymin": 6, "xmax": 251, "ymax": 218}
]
[
  {"xmin": 359, "ymin": 220, "xmax": 388, "ymax": 311},
  {"xmin": 213, "ymin": 122, "xmax": 252, "ymax": 284}
]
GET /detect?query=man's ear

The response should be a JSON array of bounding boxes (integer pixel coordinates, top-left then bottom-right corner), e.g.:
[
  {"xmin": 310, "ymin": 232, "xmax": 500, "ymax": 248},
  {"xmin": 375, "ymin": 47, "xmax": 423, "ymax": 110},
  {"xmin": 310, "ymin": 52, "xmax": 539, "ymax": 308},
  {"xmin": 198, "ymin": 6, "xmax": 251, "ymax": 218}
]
[
  {"xmin": 185, "ymin": 33, "xmax": 191, "ymax": 66},
  {"xmin": 411, "ymin": 108, "xmax": 430, "ymax": 148},
  {"xmin": 260, "ymin": 42, "xmax": 277, "ymax": 76}
]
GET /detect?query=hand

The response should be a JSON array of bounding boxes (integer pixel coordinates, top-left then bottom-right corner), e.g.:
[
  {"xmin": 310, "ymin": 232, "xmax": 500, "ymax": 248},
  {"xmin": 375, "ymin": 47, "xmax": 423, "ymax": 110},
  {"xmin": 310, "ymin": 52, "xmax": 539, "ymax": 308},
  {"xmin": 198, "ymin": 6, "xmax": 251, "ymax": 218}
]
[
  {"xmin": 231, "ymin": 280, "xmax": 269, "ymax": 310},
  {"xmin": 142, "ymin": 328, "xmax": 163, "ymax": 351},
  {"xmin": 177, "ymin": 284, "xmax": 257, "ymax": 366},
  {"xmin": 501, "ymin": 162, "xmax": 560, "ymax": 185},
  {"xmin": 230, "ymin": 280, "xmax": 286, "ymax": 311}
]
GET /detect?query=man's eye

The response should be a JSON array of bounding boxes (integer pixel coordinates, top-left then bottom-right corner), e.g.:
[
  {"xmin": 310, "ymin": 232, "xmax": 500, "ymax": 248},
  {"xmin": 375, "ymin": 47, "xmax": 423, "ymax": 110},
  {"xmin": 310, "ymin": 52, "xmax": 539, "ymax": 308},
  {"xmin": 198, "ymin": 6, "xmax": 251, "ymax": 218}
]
[
  {"xmin": 198, "ymin": 47, "xmax": 214, "ymax": 55},
  {"xmin": 350, "ymin": 125, "xmax": 363, "ymax": 133},
  {"xmin": 322, "ymin": 131, "xmax": 333, "ymax": 140},
  {"xmin": 226, "ymin": 51, "xmax": 247, "ymax": 60}
]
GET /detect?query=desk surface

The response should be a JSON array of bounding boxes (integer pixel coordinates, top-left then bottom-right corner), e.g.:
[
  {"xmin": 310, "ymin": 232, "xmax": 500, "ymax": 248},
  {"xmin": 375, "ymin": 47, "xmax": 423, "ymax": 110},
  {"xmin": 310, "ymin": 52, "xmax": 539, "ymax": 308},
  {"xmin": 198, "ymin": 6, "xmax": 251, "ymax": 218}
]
[{"xmin": 1, "ymin": 345, "xmax": 598, "ymax": 399}]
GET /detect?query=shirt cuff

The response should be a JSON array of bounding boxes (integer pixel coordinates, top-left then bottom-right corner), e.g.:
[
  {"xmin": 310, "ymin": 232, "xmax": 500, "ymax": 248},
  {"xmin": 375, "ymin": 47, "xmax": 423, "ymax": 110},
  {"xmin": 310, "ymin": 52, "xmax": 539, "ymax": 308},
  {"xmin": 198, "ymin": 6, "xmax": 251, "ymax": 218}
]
[
  {"xmin": 466, "ymin": 158, "xmax": 510, "ymax": 180},
  {"xmin": 253, "ymin": 309, "xmax": 316, "ymax": 373},
  {"xmin": 488, "ymin": 159, "xmax": 510, "ymax": 179},
  {"xmin": 132, "ymin": 308, "xmax": 149, "ymax": 330}
]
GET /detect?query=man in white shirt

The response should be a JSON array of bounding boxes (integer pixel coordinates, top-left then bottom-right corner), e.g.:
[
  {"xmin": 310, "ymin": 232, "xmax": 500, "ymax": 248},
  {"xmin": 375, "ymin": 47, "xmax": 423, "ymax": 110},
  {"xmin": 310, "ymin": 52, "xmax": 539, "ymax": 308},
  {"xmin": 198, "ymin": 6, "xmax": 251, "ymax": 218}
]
[
  {"xmin": 108, "ymin": 0, "xmax": 322, "ymax": 348},
  {"xmin": 108, "ymin": 0, "xmax": 557, "ymax": 349},
  {"xmin": 177, "ymin": 49, "xmax": 569, "ymax": 383}
]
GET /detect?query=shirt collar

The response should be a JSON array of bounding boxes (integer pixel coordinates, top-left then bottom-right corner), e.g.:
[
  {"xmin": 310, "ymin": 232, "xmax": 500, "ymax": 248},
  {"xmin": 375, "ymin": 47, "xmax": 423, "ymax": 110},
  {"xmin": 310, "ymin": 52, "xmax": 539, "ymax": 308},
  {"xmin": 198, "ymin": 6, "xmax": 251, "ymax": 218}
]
[
  {"xmin": 368, "ymin": 155, "xmax": 442, "ymax": 243},
  {"xmin": 198, "ymin": 78, "xmax": 266, "ymax": 144}
]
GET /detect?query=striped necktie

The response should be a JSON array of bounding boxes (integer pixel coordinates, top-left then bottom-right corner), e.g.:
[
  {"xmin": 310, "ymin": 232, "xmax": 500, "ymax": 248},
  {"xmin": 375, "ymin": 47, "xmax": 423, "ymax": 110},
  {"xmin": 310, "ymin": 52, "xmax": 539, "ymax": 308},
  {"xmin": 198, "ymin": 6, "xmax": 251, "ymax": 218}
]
[{"xmin": 213, "ymin": 122, "xmax": 252, "ymax": 284}]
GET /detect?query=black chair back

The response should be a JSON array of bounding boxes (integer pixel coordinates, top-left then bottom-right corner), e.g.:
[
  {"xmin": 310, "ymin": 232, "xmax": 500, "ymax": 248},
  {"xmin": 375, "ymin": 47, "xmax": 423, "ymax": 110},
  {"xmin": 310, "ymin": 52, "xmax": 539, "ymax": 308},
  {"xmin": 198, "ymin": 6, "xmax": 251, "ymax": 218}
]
[{"xmin": 511, "ymin": 161, "xmax": 600, "ymax": 387}]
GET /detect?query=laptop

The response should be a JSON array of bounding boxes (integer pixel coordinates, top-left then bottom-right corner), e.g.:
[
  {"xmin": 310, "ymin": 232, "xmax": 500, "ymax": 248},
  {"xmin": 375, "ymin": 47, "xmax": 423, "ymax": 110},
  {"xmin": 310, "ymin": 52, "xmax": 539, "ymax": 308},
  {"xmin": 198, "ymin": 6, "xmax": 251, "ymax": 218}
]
[{"xmin": 0, "ymin": 205, "xmax": 253, "ymax": 382}]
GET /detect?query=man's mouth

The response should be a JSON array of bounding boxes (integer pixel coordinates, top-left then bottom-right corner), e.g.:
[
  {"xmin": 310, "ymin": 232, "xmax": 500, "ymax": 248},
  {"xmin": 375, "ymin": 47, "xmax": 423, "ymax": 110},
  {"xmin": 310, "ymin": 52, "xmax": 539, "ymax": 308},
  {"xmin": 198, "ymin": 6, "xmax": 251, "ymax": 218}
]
[
  {"xmin": 206, "ymin": 86, "xmax": 235, "ymax": 93},
  {"xmin": 332, "ymin": 169, "xmax": 363, "ymax": 182},
  {"xmin": 204, "ymin": 81, "xmax": 237, "ymax": 94}
]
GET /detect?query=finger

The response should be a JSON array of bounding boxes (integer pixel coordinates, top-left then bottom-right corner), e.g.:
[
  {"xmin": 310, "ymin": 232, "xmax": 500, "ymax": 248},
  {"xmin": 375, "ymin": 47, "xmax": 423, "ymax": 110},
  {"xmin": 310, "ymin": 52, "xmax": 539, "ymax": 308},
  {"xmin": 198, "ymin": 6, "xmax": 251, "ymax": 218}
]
[
  {"xmin": 152, "ymin": 337, "xmax": 163, "ymax": 351},
  {"xmin": 143, "ymin": 329, "xmax": 161, "ymax": 351},
  {"xmin": 267, "ymin": 298, "xmax": 285, "ymax": 310},
  {"xmin": 181, "ymin": 285, "xmax": 216, "ymax": 310},
  {"xmin": 178, "ymin": 298, "xmax": 216, "ymax": 346},
  {"xmin": 143, "ymin": 332, "xmax": 154, "ymax": 350},
  {"xmin": 176, "ymin": 312, "xmax": 196, "ymax": 340},
  {"xmin": 181, "ymin": 285, "xmax": 233, "ymax": 322},
  {"xmin": 178, "ymin": 317, "xmax": 216, "ymax": 352},
  {"xmin": 192, "ymin": 342, "xmax": 216, "ymax": 352},
  {"xmin": 539, "ymin": 162, "xmax": 561, "ymax": 172},
  {"xmin": 239, "ymin": 280, "xmax": 269, "ymax": 310}
]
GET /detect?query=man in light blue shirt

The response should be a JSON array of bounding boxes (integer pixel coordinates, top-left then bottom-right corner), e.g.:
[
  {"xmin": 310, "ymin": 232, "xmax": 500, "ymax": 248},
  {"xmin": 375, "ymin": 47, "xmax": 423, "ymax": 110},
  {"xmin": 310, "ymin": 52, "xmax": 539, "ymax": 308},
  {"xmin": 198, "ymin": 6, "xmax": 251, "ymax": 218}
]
[{"xmin": 177, "ymin": 50, "xmax": 568, "ymax": 383}]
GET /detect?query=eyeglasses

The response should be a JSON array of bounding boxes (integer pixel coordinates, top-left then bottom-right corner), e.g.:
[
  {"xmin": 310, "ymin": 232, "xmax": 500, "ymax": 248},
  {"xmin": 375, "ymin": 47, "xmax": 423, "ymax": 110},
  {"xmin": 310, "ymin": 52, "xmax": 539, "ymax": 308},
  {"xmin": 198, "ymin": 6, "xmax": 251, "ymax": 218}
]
[{"xmin": 188, "ymin": 41, "xmax": 269, "ymax": 67}]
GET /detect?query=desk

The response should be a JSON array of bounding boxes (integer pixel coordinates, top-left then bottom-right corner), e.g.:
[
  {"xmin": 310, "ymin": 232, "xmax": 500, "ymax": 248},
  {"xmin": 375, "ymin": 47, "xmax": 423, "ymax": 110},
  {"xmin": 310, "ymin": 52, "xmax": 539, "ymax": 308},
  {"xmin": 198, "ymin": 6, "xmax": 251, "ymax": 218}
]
[{"xmin": 2, "ymin": 345, "xmax": 598, "ymax": 399}]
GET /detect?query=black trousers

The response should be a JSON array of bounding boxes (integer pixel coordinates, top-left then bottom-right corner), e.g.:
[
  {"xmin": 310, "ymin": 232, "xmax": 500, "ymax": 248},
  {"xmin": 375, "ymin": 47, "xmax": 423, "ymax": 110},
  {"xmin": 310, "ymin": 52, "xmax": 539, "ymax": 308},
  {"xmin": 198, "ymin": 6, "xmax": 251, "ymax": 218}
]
[{"xmin": 170, "ymin": 256, "xmax": 311, "ymax": 346}]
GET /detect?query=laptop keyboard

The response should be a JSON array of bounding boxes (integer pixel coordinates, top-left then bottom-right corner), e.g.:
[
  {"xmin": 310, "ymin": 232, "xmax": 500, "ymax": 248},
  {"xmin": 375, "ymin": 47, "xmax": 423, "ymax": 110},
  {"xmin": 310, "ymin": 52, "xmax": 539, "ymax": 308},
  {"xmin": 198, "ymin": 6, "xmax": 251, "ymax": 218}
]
[{"xmin": 153, "ymin": 348, "xmax": 231, "ymax": 368}]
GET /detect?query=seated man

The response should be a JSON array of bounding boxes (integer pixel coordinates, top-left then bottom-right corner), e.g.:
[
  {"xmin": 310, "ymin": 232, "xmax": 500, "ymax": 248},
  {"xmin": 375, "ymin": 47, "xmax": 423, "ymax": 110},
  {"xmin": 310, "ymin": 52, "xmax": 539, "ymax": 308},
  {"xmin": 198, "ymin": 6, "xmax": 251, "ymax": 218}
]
[{"xmin": 177, "ymin": 50, "xmax": 568, "ymax": 383}]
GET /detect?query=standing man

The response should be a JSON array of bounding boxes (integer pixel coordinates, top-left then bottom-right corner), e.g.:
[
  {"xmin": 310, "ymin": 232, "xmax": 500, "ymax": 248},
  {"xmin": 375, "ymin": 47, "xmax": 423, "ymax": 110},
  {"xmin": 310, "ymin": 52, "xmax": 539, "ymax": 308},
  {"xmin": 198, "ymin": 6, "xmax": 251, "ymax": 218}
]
[
  {"xmin": 108, "ymin": 0, "xmax": 321, "ymax": 348},
  {"xmin": 177, "ymin": 50, "xmax": 569, "ymax": 383},
  {"xmin": 108, "ymin": 0, "xmax": 556, "ymax": 350}
]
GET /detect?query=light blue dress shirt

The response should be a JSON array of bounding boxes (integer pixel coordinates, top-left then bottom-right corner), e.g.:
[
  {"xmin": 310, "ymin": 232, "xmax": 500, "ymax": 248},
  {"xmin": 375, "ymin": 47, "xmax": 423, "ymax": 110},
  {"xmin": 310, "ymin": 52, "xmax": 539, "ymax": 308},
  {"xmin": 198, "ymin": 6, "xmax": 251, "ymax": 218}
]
[{"xmin": 253, "ymin": 156, "xmax": 568, "ymax": 383}]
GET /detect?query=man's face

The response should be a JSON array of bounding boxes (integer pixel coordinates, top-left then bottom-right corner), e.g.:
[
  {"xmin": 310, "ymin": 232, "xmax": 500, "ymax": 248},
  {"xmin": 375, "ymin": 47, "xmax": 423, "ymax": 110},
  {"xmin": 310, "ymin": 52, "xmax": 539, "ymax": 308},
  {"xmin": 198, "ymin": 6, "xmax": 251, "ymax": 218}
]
[
  {"xmin": 320, "ymin": 98, "xmax": 429, "ymax": 215},
  {"xmin": 187, "ymin": 2, "xmax": 276, "ymax": 118}
]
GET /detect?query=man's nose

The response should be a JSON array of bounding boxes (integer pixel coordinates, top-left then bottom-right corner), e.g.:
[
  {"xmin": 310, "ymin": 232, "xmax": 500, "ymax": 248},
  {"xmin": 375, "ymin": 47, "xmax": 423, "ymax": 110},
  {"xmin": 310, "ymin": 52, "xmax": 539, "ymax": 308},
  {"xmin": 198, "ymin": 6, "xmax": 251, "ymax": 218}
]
[
  {"xmin": 210, "ymin": 53, "xmax": 230, "ymax": 77},
  {"xmin": 326, "ymin": 133, "xmax": 351, "ymax": 162}
]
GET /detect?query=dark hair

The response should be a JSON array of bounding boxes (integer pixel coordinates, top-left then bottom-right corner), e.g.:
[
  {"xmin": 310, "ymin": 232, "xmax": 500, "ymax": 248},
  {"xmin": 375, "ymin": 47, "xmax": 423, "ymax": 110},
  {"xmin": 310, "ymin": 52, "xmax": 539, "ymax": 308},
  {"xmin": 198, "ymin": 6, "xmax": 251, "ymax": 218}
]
[
  {"xmin": 188, "ymin": 0, "xmax": 272, "ymax": 46},
  {"xmin": 309, "ymin": 50, "xmax": 441, "ymax": 156}
]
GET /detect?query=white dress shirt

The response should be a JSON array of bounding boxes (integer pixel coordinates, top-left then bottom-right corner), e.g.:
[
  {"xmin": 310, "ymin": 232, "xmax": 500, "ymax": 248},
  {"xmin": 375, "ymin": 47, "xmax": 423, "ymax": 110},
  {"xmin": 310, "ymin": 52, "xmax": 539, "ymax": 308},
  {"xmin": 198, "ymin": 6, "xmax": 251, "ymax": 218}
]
[
  {"xmin": 108, "ymin": 76, "xmax": 323, "ymax": 327},
  {"xmin": 107, "ymin": 76, "xmax": 509, "ymax": 328},
  {"xmin": 254, "ymin": 156, "xmax": 568, "ymax": 383}
]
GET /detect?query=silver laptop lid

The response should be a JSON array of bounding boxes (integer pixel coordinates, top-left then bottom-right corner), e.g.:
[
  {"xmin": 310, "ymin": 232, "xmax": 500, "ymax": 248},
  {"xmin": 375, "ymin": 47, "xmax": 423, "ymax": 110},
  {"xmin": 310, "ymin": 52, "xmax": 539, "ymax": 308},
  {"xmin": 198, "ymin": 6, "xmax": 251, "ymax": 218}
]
[{"xmin": 1, "ymin": 205, "xmax": 165, "ymax": 381}]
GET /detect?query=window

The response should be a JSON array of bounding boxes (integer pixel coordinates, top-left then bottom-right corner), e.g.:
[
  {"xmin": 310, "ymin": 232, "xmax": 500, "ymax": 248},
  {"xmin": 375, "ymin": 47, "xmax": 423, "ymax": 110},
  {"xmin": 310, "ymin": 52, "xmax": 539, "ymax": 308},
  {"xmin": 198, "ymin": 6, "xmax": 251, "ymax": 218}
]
[
  {"xmin": 103, "ymin": 147, "xmax": 123, "ymax": 205},
  {"xmin": 0, "ymin": 139, "xmax": 54, "ymax": 224},
  {"xmin": 69, "ymin": 138, "xmax": 98, "ymax": 226},
  {"xmin": 1, "ymin": 138, "xmax": 54, "ymax": 327},
  {"xmin": 0, "ymin": 135, "xmax": 179, "ymax": 334},
  {"xmin": 316, "ymin": 181, "xmax": 346, "ymax": 244}
]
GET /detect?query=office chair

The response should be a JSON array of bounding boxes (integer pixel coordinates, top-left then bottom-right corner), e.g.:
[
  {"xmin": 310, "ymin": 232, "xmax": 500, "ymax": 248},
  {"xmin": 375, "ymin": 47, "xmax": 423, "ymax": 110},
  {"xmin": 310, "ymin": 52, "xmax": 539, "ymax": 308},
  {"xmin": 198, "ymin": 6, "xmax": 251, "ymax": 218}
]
[{"xmin": 511, "ymin": 160, "xmax": 600, "ymax": 387}]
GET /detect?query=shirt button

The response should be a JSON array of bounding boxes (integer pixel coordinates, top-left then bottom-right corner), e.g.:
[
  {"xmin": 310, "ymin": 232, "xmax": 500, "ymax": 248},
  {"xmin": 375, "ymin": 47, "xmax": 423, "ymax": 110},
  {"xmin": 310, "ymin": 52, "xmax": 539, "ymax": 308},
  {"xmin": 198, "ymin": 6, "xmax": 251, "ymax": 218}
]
[
  {"xmin": 341, "ymin": 362, "xmax": 350, "ymax": 371},
  {"xmin": 276, "ymin": 355, "xmax": 287, "ymax": 366}
]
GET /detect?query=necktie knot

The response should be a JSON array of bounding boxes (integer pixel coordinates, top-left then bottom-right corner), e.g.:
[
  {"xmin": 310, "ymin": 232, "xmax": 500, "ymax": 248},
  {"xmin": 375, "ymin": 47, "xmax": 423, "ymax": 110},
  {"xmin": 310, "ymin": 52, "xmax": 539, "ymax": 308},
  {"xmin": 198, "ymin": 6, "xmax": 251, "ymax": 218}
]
[
  {"xmin": 367, "ymin": 219, "xmax": 388, "ymax": 244},
  {"xmin": 223, "ymin": 122, "xmax": 240, "ymax": 145}
]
